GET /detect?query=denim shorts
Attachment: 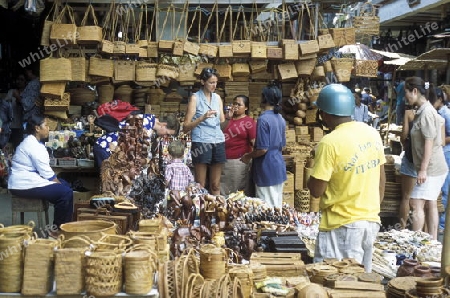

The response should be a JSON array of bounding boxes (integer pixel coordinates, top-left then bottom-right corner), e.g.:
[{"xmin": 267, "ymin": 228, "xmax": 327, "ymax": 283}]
[
  {"xmin": 191, "ymin": 142, "xmax": 226, "ymax": 164},
  {"xmin": 400, "ymin": 155, "xmax": 417, "ymax": 178}
]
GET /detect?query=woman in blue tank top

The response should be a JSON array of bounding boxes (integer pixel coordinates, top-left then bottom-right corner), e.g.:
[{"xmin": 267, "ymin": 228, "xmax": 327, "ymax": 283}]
[{"xmin": 183, "ymin": 68, "xmax": 226, "ymax": 195}]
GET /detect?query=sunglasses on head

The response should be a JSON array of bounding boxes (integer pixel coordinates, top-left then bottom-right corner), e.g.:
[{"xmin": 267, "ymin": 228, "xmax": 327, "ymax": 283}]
[{"xmin": 204, "ymin": 68, "xmax": 217, "ymax": 74}]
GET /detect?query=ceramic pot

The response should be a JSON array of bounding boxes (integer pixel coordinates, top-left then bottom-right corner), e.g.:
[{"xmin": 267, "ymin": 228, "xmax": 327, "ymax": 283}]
[
  {"xmin": 396, "ymin": 259, "xmax": 419, "ymax": 277},
  {"xmin": 430, "ymin": 266, "xmax": 441, "ymax": 278},
  {"xmin": 413, "ymin": 265, "xmax": 432, "ymax": 277}
]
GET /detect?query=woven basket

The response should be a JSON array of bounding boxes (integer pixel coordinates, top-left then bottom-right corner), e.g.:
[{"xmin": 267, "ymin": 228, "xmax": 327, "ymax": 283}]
[
  {"xmin": 97, "ymin": 84, "xmax": 115, "ymax": 104},
  {"xmin": 0, "ymin": 221, "xmax": 35, "ymax": 236},
  {"xmin": 138, "ymin": 217, "xmax": 162, "ymax": 233},
  {"xmin": 232, "ymin": 63, "xmax": 250, "ymax": 76},
  {"xmin": 60, "ymin": 220, "xmax": 117, "ymax": 242},
  {"xmin": 329, "ymin": 28, "xmax": 356, "ymax": 47},
  {"xmin": 97, "ymin": 234, "xmax": 133, "ymax": 250},
  {"xmin": 40, "ymin": 57, "xmax": 72, "ymax": 82},
  {"xmin": 50, "ymin": 5, "xmax": 77, "ymax": 45},
  {"xmin": 199, "ymin": 43, "xmax": 218, "ymax": 58},
  {"xmin": 295, "ymin": 58, "xmax": 316, "ymax": 76},
  {"xmin": 69, "ymin": 56, "xmax": 87, "ymax": 82},
  {"xmin": 136, "ymin": 61, "xmax": 157, "ymax": 82},
  {"xmin": 232, "ymin": 40, "xmax": 251, "ymax": 55},
  {"xmin": 331, "ymin": 58, "xmax": 354, "ymax": 82},
  {"xmin": 0, "ymin": 234, "xmax": 28, "ymax": 292},
  {"xmin": 77, "ymin": 4, "xmax": 102, "ymax": 44},
  {"xmin": 113, "ymin": 41, "xmax": 126, "ymax": 54},
  {"xmin": 354, "ymin": 60, "xmax": 379, "ymax": 78},
  {"xmin": 129, "ymin": 231, "xmax": 157, "ymax": 251},
  {"xmin": 85, "ymin": 251, "xmax": 123, "ymax": 296},
  {"xmin": 162, "ymin": 260, "xmax": 177, "ymax": 298},
  {"xmin": 353, "ymin": 3, "xmax": 380, "ymax": 36},
  {"xmin": 41, "ymin": 82, "xmax": 66, "ymax": 99},
  {"xmin": 44, "ymin": 92, "xmax": 70, "ymax": 111},
  {"xmin": 218, "ymin": 44, "xmax": 233, "ymax": 58},
  {"xmin": 295, "ymin": 189, "xmax": 311, "ymax": 212},
  {"xmin": 89, "ymin": 56, "xmax": 114, "ymax": 78},
  {"xmin": 124, "ymin": 247, "xmax": 157, "ymax": 295},
  {"xmin": 156, "ymin": 64, "xmax": 179, "ymax": 80},
  {"xmin": 185, "ymin": 273, "xmax": 204, "ymax": 298},
  {"xmin": 55, "ymin": 245, "xmax": 86, "ymax": 295},
  {"xmin": 69, "ymin": 88, "xmax": 96, "ymax": 105},
  {"xmin": 299, "ymin": 40, "xmax": 319, "ymax": 56},
  {"xmin": 22, "ymin": 239, "xmax": 60, "ymax": 296},
  {"xmin": 147, "ymin": 41, "xmax": 159, "ymax": 58},
  {"xmin": 114, "ymin": 60, "xmax": 136, "ymax": 81},
  {"xmin": 229, "ymin": 266, "xmax": 253, "ymax": 298},
  {"xmin": 278, "ymin": 63, "xmax": 298, "ymax": 81},
  {"xmin": 251, "ymin": 42, "xmax": 267, "ymax": 59},
  {"xmin": 214, "ymin": 64, "xmax": 232, "ymax": 81},
  {"xmin": 284, "ymin": 42, "xmax": 299, "ymax": 60},
  {"xmin": 199, "ymin": 244, "xmax": 227, "ymax": 280},
  {"xmin": 175, "ymin": 249, "xmax": 199, "ymax": 298},
  {"xmin": 311, "ymin": 66, "xmax": 325, "ymax": 80}
]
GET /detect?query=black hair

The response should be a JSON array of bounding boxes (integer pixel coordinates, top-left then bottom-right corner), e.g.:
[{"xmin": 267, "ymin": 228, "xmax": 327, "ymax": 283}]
[
  {"xmin": 199, "ymin": 68, "xmax": 219, "ymax": 82},
  {"xmin": 436, "ymin": 87, "xmax": 445, "ymax": 101},
  {"xmin": 405, "ymin": 77, "xmax": 436, "ymax": 104},
  {"xmin": 353, "ymin": 91, "xmax": 362, "ymax": 98},
  {"xmin": 233, "ymin": 95, "xmax": 250, "ymax": 115},
  {"xmin": 262, "ymin": 81, "xmax": 282, "ymax": 114},
  {"xmin": 25, "ymin": 114, "xmax": 46, "ymax": 135}
]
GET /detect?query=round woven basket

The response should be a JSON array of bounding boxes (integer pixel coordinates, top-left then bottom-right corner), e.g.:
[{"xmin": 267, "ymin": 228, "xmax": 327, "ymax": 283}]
[
  {"xmin": 128, "ymin": 231, "xmax": 157, "ymax": 251},
  {"xmin": 199, "ymin": 244, "xmax": 227, "ymax": 280},
  {"xmin": 229, "ymin": 266, "xmax": 253, "ymax": 297},
  {"xmin": 97, "ymin": 84, "xmax": 114, "ymax": 104},
  {"xmin": 295, "ymin": 189, "xmax": 310, "ymax": 212},
  {"xmin": 69, "ymin": 88, "xmax": 96, "ymax": 105},
  {"xmin": 0, "ymin": 233, "xmax": 28, "ymax": 292},
  {"xmin": 60, "ymin": 220, "xmax": 117, "ymax": 242},
  {"xmin": 124, "ymin": 248, "xmax": 156, "ymax": 294},
  {"xmin": 97, "ymin": 234, "xmax": 133, "ymax": 251},
  {"xmin": 85, "ymin": 251, "xmax": 123, "ymax": 296},
  {"xmin": 114, "ymin": 85, "xmax": 133, "ymax": 103},
  {"xmin": 0, "ymin": 221, "xmax": 35, "ymax": 237},
  {"xmin": 139, "ymin": 218, "xmax": 162, "ymax": 233}
]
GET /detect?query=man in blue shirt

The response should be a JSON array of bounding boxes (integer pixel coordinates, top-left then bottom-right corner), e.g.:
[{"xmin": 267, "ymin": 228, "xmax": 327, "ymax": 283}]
[{"xmin": 352, "ymin": 91, "xmax": 369, "ymax": 123}]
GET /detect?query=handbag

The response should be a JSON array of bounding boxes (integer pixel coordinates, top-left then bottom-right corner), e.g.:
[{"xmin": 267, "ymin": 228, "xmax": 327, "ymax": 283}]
[
  {"xmin": 217, "ymin": 6, "xmax": 233, "ymax": 58},
  {"xmin": 41, "ymin": 0, "xmax": 61, "ymax": 46},
  {"xmin": 50, "ymin": 4, "xmax": 77, "ymax": 44},
  {"xmin": 77, "ymin": 4, "xmax": 102, "ymax": 44}
]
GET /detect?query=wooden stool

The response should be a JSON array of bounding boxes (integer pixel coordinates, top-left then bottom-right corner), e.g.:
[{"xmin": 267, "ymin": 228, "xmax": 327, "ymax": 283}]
[{"xmin": 11, "ymin": 195, "xmax": 50, "ymax": 228}]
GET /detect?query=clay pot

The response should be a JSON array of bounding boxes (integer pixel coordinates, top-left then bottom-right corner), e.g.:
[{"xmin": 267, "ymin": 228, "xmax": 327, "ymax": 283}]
[
  {"xmin": 396, "ymin": 259, "xmax": 419, "ymax": 277},
  {"xmin": 413, "ymin": 265, "xmax": 432, "ymax": 278}
]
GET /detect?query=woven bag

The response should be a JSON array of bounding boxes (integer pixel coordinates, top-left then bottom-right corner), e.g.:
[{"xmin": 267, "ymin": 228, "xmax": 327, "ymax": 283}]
[
  {"xmin": 278, "ymin": 63, "xmax": 298, "ymax": 81},
  {"xmin": 136, "ymin": 61, "xmax": 157, "ymax": 81},
  {"xmin": 156, "ymin": 64, "xmax": 179, "ymax": 80},
  {"xmin": 100, "ymin": 2, "xmax": 115, "ymax": 54},
  {"xmin": 40, "ymin": 55, "xmax": 72, "ymax": 82},
  {"xmin": 199, "ymin": 244, "xmax": 227, "ymax": 280},
  {"xmin": 22, "ymin": 239, "xmax": 60, "ymax": 296},
  {"xmin": 41, "ymin": 1, "xmax": 60, "ymax": 46},
  {"xmin": 85, "ymin": 251, "xmax": 123, "ymax": 296},
  {"xmin": 195, "ymin": 63, "xmax": 213, "ymax": 76},
  {"xmin": 295, "ymin": 58, "xmax": 316, "ymax": 76},
  {"xmin": 44, "ymin": 92, "xmax": 70, "ymax": 111},
  {"xmin": 50, "ymin": 4, "xmax": 77, "ymax": 44},
  {"xmin": 147, "ymin": 41, "xmax": 159, "ymax": 58},
  {"xmin": 283, "ymin": 42, "xmax": 299, "ymax": 60},
  {"xmin": 354, "ymin": 60, "xmax": 379, "ymax": 78},
  {"xmin": 218, "ymin": 6, "xmax": 233, "ymax": 58},
  {"xmin": 318, "ymin": 33, "xmax": 336, "ymax": 50},
  {"xmin": 124, "ymin": 246, "xmax": 157, "ymax": 295},
  {"xmin": 89, "ymin": 56, "xmax": 114, "ymax": 78},
  {"xmin": 0, "ymin": 234, "xmax": 29, "ymax": 292},
  {"xmin": 231, "ymin": 6, "xmax": 251, "ymax": 56},
  {"xmin": 60, "ymin": 219, "xmax": 117, "ymax": 242},
  {"xmin": 330, "ymin": 28, "xmax": 356, "ymax": 47},
  {"xmin": 232, "ymin": 63, "xmax": 250, "ymax": 76},
  {"xmin": 311, "ymin": 66, "xmax": 326, "ymax": 80},
  {"xmin": 178, "ymin": 61, "xmax": 197, "ymax": 83},
  {"xmin": 267, "ymin": 47, "xmax": 283, "ymax": 59},
  {"xmin": 251, "ymin": 42, "xmax": 267, "ymax": 59},
  {"xmin": 199, "ymin": 44, "xmax": 218, "ymax": 58},
  {"xmin": 41, "ymin": 82, "xmax": 66, "ymax": 99},
  {"xmin": 249, "ymin": 60, "xmax": 267, "ymax": 73},
  {"xmin": 214, "ymin": 64, "xmax": 232, "ymax": 81},
  {"xmin": 299, "ymin": 40, "xmax": 319, "ymax": 56},
  {"xmin": 78, "ymin": 4, "xmax": 102, "ymax": 44},
  {"xmin": 69, "ymin": 53, "xmax": 87, "ymax": 82},
  {"xmin": 331, "ymin": 58, "xmax": 354, "ymax": 82},
  {"xmin": 114, "ymin": 60, "xmax": 136, "ymax": 81},
  {"xmin": 197, "ymin": 2, "xmax": 218, "ymax": 58},
  {"xmin": 353, "ymin": 2, "xmax": 380, "ymax": 36}
]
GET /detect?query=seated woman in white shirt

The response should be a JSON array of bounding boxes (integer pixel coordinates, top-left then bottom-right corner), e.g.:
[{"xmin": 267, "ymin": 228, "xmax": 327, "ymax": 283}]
[{"xmin": 8, "ymin": 115, "xmax": 73, "ymax": 235}]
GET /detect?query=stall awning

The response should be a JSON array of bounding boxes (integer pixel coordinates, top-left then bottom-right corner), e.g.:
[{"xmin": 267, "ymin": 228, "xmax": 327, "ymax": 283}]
[{"xmin": 397, "ymin": 59, "xmax": 448, "ymax": 71}]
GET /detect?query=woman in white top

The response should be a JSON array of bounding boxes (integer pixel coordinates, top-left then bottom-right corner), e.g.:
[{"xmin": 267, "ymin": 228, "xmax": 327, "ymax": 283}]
[{"xmin": 8, "ymin": 115, "xmax": 73, "ymax": 234}]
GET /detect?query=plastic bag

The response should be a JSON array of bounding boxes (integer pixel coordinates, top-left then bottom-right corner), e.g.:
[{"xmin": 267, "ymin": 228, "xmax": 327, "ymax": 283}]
[{"xmin": 24, "ymin": 0, "xmax": 45, "ymax": 16}]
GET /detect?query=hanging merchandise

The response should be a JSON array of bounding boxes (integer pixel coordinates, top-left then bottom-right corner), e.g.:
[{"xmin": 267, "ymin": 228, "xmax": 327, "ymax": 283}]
[
  {"xmin": 78, "ymin": 4, "xmax": 103, "ymax": 44},
  {"xmin": 40, "ymin": 0, "xmax": 61, "ymax": 46},
  {"xmin": 198, "ymin": 1, "xmax": 218, "ymax": 58},
  {"xmin": 50, "ymin": 4, "xmax": 77, "ymax": 45},
  {"xmin": 218, "ymin": 6, "xmax": 233, "ymax": 58},
  {"xmin": 231, "ymin": 5, "xmax": 251, "ymax": 56},
  {"xmin": 100, "ymin": 2, "xmax": 115, "ymax": 54},
  {"xmin": 24, "ymin": 0, "xmax": 45, "ymax": 17}
]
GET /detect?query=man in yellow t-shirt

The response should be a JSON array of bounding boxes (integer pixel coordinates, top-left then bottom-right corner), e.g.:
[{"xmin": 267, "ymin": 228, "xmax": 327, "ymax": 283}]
[{"xmin": 307, "ymin": 84, "xmax": 386, "ymax": 273}]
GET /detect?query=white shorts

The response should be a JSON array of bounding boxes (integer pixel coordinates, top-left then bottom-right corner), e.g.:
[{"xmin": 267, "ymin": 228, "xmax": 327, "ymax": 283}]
[
  {"xmin": 255, "ymin": 183, "xmax": 283, "ymax": 209},
  {"xmin": 410, "ymin": 173, "xmax": 447, "ymax": 200},
  {"xmin": 313, "ymin": 221, "xmax": 380, "ymax": 273}
]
